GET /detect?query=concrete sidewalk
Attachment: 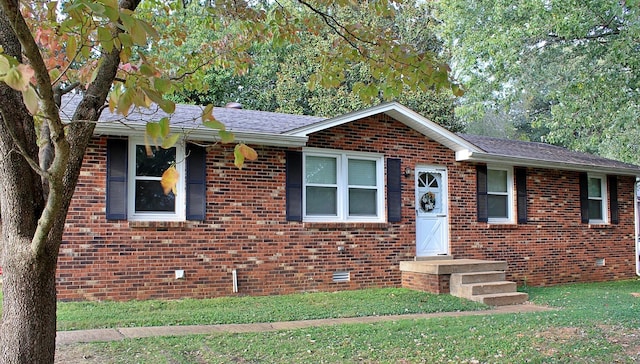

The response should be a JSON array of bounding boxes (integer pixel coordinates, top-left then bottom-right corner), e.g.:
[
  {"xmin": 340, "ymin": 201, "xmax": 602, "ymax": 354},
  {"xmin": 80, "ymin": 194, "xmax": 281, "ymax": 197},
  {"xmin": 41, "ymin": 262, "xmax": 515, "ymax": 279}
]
[{"xmin": 56, "ymin": 303, "xmax": 554, "ymax": 345}]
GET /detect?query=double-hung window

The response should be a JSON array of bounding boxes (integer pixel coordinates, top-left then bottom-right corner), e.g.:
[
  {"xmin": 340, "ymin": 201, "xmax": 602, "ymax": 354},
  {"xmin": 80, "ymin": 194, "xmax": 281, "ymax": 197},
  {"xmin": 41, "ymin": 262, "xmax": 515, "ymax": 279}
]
[
  {"xmin": 587, "ymin": 174, "xmax": 607, "ymax": 223},
  {"xmin": 487, "ymin": 166, "xmax": 514, "ymax": 223},
  {"xmin": 303, "ymin": 149, "xmax": 384, "ymax": 222},
  {"xmin": 128, "ymin": 138, "xmax": 186, "ymax": 221}
]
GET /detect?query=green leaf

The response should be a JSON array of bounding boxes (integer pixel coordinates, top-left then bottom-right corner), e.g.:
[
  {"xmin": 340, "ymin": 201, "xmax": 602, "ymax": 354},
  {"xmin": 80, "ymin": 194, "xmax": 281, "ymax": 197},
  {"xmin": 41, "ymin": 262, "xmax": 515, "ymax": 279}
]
[
  {"xmin": 158, "ymin": 117, "xmax": 170, "ymax": 138},
  {"xmin": 203, "ymin": 120, "xmax": 225, "ymax": 130},
  {"xmin": 159, "ymin": 99, "xmax": 175, "ymax": 114},
  {"xmin": 218, "ymin": 130, "xmax": 234, "ymax": 143},
  {"xmin": 131, "ymin": 20, "xmax": 147, "ymax": 46},
  {"xmin": 48, "ymin": 68, "xmax": 61, "ymax": 81},
  {"xmin": 153, "ymin": 78, "xmax": 172, "ymax": 93},
  {"xmin": 161, "ymin": 133, "xmax": 180, "ymax": 149},
  {"xmin": 146, "ymin": 122, "xmax": 161, "ymax": 139},
  {"xmin": 140, "ymin": 63, "xmax": 155, "ymax": 77},
  {"xmin": 117, "ymin": 88, "xmax": 134, "ymax": 116},
  {"xmin": 85, "ymin": 2, "xmax": 105, "ymax": 14},
  {"xmin": 98, "ymin": 27, "xmax": 113, "ymax": 53}
]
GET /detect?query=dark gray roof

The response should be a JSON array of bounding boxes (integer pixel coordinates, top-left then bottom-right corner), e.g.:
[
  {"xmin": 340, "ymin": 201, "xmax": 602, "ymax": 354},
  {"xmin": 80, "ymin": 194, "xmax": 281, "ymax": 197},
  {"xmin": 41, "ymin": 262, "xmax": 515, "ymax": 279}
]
[
  {"xmin": 61, "ymin": 94, "xmax": 324, "ymax": 134},
  {"xmin": 458, "ymin": 134, "xmax": 640, "ymax": 172},
  {"xmin": 61, "ymin": 94, "xmax": 639, "ymax": 174}
]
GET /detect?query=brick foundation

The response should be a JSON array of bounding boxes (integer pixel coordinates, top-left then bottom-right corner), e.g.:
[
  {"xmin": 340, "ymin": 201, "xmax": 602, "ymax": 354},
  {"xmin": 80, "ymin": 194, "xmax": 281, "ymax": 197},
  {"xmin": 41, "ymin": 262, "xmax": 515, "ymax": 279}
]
[{"xmin": 401, "ymin": 271, "xmax": 450, "ymax": 294}]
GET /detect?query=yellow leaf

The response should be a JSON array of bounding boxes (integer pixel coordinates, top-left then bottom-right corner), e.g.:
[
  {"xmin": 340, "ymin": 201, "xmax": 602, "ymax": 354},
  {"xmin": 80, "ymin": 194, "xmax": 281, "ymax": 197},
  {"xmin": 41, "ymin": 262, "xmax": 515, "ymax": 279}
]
[
  {"xmin": 160, "ymin": 166, "xmax": 179, "ymax": 195},
  {"xmin": 3, "ymin": 64, "xmax": 33, "ymax": 91},
  {"xmin": 67, "ymin": 36, "xmax": 77, "ymax": 60},
  {"xmin": 22, "ymin": 86, "xmax": 39, "ymax": 115},
  {"xmin": 0, "ymin": 55, "xmax": 9, "ymax": 73},
  {"xmin": 236, "ymin": 143, "xmax": 258, "ymax": 161},
  {"xmin": 234, "ymin": 147, "xmax": 245, "ymax": 169}
]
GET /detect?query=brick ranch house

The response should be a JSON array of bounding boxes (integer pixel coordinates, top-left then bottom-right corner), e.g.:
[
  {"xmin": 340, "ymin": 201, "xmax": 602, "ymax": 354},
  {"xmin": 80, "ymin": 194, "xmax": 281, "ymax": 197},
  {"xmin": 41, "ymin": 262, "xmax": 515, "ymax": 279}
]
[{"xmin": 56, "ymin": 94, "xmax": 640, "ymax": 301}]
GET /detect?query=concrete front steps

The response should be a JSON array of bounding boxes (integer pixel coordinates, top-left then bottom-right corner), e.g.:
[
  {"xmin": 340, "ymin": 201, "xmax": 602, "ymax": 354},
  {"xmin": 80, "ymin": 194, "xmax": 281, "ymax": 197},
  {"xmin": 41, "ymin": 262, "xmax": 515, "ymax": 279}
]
[
  {"xmin": 400, "ymin": 258, "xmax": 528, "ymax": 306},
  {"xmin": 450, "ymin": 270, "xmax": 528, "ymax": 306}
]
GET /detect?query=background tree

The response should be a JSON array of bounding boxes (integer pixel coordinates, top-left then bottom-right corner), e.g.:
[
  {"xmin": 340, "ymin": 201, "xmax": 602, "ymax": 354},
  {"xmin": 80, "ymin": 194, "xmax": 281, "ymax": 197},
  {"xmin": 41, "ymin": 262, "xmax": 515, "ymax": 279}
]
[
  {"xmin": 437, "ymin": 0, "xmax": 640, "ymax": 163},
  {"xmin": 0, "ymin": 0, "xmax": 457, "ymax": 363},
  {"xmin": 164, "ymin": 1, "xmax": 462, "ymax": 131}
]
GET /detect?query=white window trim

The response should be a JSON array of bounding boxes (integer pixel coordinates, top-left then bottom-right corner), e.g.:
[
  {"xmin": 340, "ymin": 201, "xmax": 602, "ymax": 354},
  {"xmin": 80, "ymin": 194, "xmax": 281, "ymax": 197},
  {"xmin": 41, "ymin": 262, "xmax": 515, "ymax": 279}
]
[
  {"xmin": 487, "ymin": 165, "xmax": 515, "ymax": 224},
  {"xmin": 303, "ymin": 148, "xmax": 384, "ymax": 223},
  {"xmin": 588, "ymin": 173, "xmax": 608, "ymax": 224},
  {"xmin": 127, "ymin": 137, "xmax": 186, "ymax": 222}
]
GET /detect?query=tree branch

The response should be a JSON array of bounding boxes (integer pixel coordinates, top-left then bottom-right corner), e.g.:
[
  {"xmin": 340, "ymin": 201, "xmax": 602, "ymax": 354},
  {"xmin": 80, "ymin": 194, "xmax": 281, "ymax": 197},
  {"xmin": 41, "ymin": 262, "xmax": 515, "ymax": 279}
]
[{"xmin": 296, "ymin": 0, "xmax": 376, "ymax": 58}]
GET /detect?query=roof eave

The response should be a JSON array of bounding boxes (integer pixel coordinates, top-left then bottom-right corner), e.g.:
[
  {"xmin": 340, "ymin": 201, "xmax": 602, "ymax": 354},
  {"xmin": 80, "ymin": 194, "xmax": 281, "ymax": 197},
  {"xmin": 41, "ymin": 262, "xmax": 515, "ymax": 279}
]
[
  {"xmin": 457, "ymin": 150, "xmax": 640, "ymax": 176},
  {"xmin": 93, "ymin": 123, "xmax": 308, "ymax": 147}
]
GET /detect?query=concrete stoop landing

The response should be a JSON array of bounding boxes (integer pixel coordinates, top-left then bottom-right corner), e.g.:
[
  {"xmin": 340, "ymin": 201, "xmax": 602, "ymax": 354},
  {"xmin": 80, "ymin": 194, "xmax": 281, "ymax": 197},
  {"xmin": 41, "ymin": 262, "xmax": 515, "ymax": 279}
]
[{"xmin": 399, "ymin": 258, "xmax": 528, "ymax": 306}]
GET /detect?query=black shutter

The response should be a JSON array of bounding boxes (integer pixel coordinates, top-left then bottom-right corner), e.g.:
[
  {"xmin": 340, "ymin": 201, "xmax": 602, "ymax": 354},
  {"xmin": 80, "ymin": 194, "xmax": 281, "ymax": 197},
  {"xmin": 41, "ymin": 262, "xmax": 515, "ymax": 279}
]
[
  {"xmin": 515, "ymin": 167, "xmax": 527, "ymax": 224},
  {"xmin": 579, "ymin": 172, "xmax": 589, "ymax": 223},
  {"xmin": 476, "ymin": 165, "xmax": 488, "ymax": 222},
  {"xmin": 106, "ymin": 139, "xmax": 128, "ymax": 220},
  {"xmin": 186, "ymin": 144, "xmax": 207, "ymax": 221},
  {"xmin": 387, "ymin": 158, "xmax": 402, "ymax": 223},
  {"xmin": 608, "ymin": 175, "xmax": 619, "ymax": 224},
  {"xmin": 286, "ymin": 151, "xmax": 303, "ymax": 221}
]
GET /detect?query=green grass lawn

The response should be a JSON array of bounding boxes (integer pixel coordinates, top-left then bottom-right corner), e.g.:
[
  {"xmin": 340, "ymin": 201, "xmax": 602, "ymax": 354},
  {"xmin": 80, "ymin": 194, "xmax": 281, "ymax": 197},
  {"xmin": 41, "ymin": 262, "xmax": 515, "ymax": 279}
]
[
  {"xmin": 50, "ymin": 279, "xmax": 640, "ymax": 363},
  {"xmin": 55, "ymin": 288, "xmax": 486, "ymax": 331}
]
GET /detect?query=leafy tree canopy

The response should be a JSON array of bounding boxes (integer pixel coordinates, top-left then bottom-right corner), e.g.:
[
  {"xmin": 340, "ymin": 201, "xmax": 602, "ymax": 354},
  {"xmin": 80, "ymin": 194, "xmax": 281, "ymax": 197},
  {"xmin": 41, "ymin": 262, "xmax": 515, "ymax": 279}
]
[
  {"xmin": 153, "ymin": 0, "xmax": 462, "ymax": 131},
  {"xmin": 437, "ymin": 0, "xmax": 640, "ymax": 163}
]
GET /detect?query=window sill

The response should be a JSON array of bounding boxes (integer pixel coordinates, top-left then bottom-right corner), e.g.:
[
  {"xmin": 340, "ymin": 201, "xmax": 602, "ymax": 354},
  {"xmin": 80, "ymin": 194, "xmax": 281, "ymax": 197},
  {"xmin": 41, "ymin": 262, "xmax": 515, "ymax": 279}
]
[
  {"xmin": 129, "ymin": 221, "xmax": 200, "ymax": 229},
  {"xmin": 588, "ymin": 224, "xmax": 613, "ymax": 229},
  {"xmin": 303, "ymin": 222, "xmax": 389, "ymax": 230},
  {"xmin": 486, "ymin": 224, "xmax": 519, "ymax": 230}
]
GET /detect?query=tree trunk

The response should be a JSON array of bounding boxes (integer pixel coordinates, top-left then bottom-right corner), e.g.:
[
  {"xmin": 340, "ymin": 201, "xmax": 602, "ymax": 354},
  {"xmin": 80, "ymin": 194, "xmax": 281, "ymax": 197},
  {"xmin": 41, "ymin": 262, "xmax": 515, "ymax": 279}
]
[
  {"xmin": 1, "ymin": 239, "xmax": 58, "ymax": 364},
  {"xmin": 0, "ymin": 0, "xmax": 139, "ymax": 361}
]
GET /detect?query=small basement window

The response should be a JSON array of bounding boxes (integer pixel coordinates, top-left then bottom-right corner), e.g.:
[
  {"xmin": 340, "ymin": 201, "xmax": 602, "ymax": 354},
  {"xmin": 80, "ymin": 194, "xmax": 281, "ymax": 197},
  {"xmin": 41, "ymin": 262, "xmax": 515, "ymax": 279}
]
[{"xmin": 332, "ymin": 271, "xmax": 350, "ymax": 282}]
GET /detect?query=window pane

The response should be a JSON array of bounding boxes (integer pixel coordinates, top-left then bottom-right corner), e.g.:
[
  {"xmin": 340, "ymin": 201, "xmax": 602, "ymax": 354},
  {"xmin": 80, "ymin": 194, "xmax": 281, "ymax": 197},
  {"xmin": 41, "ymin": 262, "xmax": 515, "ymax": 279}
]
[
  {"xmin": 305, "ymin": 156, "xmax": 336, "ymax": 184},
  {"xmin": 488, "ymin": 169, "xmax": 508, "ymax": 193},
  {"xmin": 306, "ymin": 186, "xmax": 337, "ymax": 215},
  {"xmin": 589, "ymin": 200, "xmax": 603, "ymax": 220},
  {"xmin": 348, "ymin": 159, "xmax": 376, "ymax": 186},
  {"xmin": 588, "ymin": 177, "xmax": 602, "ymax": 198},
  {"xmin": 136, "ymin": 146, "xmax": 176, "ymax": 177},
  {"xmin": 349, "ymin": 188, "xmax": 377, "ymax": 216},
  {"xmin": 488, "ymin": 195, "xmax": 508, "ymax": 218},
  {"xmin": 135, "ymin": 181, "xmax": 175, "ymax": 212}
]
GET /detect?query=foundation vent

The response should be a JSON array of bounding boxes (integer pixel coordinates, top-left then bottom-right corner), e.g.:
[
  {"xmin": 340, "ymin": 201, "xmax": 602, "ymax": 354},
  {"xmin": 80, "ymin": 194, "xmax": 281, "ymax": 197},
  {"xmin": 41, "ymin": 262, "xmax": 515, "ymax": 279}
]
[{"xmin": 332, "ymin": 271, "xmax": 350, "ymax": 282}]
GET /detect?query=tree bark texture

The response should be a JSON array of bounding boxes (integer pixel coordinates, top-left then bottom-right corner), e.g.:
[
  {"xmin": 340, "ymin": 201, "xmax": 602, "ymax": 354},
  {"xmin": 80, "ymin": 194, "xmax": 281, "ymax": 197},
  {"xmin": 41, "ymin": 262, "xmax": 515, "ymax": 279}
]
[{"xmin": 0, "ymin": 0, "xmax": 141, "ymax": 361}]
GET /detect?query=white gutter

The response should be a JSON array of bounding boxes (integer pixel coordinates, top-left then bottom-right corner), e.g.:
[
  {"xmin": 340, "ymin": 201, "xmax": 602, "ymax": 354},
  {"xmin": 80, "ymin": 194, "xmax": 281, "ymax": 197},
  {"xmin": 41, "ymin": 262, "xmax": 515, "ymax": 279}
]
[
  {"xmin": 93, "ymin": 123, "xmax": 309, "ymax": 148},
  {"xmin": 457, "ymin": 150, "xmax": 640, "ymax": 177}
]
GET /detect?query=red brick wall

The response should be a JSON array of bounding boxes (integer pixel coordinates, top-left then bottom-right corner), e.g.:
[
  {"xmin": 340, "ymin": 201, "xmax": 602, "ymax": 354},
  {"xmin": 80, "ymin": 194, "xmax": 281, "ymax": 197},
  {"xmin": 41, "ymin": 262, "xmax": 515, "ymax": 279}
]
[
  {"xmin": 57, "ymin": 115, "xmax": 638, "ymax": 300},
  {"xmin": 449, "ymin": 167, "xmax": 637, "ymax": 287},
  {"xmin": 401, "ymin": 272, "xmax": 450, "ymax": 294}
]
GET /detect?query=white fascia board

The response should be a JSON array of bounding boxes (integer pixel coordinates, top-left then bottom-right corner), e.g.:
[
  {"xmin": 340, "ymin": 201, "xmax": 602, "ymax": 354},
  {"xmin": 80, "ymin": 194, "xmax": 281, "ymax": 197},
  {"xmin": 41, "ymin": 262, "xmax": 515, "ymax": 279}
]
[
  {"xmin": 287, "ymin": 102, "xmax": 482, "ymax": 153},
  {"xmin": 93, "ymin": 123, "xmax": 308, "ymax": 147},
  {"xmin": 457, "ymin": 150, "xmax": 640, "ymax": 177}
]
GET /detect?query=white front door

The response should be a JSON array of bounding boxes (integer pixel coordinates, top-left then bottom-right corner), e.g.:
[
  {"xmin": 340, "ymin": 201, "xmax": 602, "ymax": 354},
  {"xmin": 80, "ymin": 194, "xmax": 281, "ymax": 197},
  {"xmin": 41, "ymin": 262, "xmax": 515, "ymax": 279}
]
[{"xmin": 415, "ymin": 167, "xmax": 449, "ymax": 256}]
